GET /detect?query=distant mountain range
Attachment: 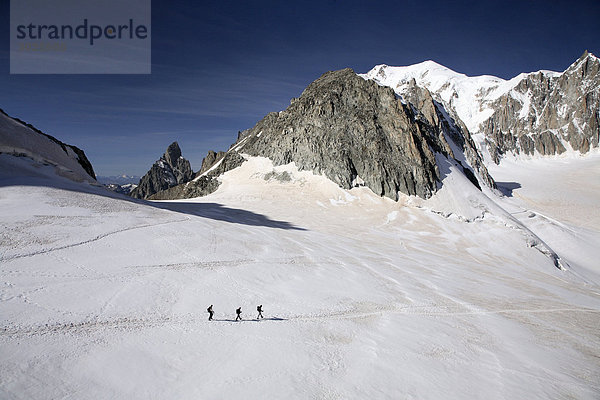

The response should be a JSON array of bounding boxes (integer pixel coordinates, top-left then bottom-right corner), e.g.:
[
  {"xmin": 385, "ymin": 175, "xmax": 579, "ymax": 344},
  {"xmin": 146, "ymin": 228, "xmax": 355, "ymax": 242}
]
[
  {"xmin": 1, "ymin": 52, "xmax": 597, "ymax": 202},
  {"xmin": 97, "ymin": 175, "xmax": 141, "ymax": 185}
]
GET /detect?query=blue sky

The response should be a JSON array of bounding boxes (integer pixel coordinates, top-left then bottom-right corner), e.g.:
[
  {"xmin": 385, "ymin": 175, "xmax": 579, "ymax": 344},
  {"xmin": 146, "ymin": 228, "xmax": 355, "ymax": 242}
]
[{"xmin": 1, "ymin": 0, "xmax": 599, "ymax": 176}]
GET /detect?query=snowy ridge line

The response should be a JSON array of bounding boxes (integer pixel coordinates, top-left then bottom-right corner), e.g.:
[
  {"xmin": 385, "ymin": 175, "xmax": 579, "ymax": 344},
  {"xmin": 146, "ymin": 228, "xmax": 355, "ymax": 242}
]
[
  {"xmin": 0, "ymin": 217, "xmax": 190, "ymax": 262},
  {"xmin": 359, "ymin": 54, "xmax": 597, "ymax": 149},
  {"xmin": 3, "ymin": 307, "xmax": 599, "ymax": 338}
]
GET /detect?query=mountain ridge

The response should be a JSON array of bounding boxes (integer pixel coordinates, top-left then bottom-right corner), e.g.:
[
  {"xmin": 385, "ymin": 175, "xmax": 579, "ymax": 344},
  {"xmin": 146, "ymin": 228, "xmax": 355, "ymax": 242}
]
[
  {"xmin": 362, "ymin": 52, "xmax": 599, "ymax": 162},
  {"xmin": 153, "ymin": 67, "xmax": 496, "ymax": 201},
  {"xmin": 153, "ymin": 54, "xmax": 598, "ymax": 202}
]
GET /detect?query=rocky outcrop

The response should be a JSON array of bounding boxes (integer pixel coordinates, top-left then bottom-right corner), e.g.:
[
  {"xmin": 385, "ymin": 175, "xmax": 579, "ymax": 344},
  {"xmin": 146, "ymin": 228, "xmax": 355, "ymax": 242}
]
[
  {"xmin": 228, "ymin": 68, "xmax": 492, "ymax": 200},
  {"xmin": 149, "ymin": 151, "xmax": 245, "ymax": 200},
  {"xmin": 68, "ymin": 146, "xmax": 96, "ymax": 180},
  {"xmin": 401, "ymin": 79, "xmax": 496, "ymax": 190},
  {"xmin": 146, "ymin": 69, "xmax": 496, "ymax": 202},
  {"xmin": 130, "ymin": 142, "xmax": 193, "ymax": 199},
  {"xmin": 148, "ymin": 175, "xmax": 218, "ymax": 200},
  {"xmin": 483, "ymin": 52, "xmax": 599, "ymax": 162},
  {"xmin": 198, "ymin": 150, "xmax": 226, "ymax": 175}
]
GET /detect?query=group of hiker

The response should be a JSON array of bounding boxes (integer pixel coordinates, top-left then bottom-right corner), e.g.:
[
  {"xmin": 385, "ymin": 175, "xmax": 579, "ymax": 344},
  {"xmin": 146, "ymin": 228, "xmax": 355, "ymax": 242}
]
[{"xmin": 206, "ymin": 304, "xmax": 264, "ymax": 321}]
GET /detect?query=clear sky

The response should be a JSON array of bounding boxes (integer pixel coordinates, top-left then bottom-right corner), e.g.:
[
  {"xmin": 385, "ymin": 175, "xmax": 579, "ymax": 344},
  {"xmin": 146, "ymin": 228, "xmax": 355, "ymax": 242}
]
[{"xmin": 1, "ymin": 0, "xmax": 599, "ymax": 177}]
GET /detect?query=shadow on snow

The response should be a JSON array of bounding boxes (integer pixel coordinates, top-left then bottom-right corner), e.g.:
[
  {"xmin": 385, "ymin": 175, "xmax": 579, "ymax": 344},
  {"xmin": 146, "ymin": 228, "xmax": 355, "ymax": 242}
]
[
  {"xmin": 211, "ymin": 317, "xmax": 288, "ymax": 322},
  {"xmin": 0, "ymin": 165, "xmax": 306, "ymax": 231},
  {"xmin": 154, "ymin": 202, "xmax": 306, "ymax": 231},
  {"xmin": 496, "ymin": 181, "xmax": 522, "ymax": 197}
]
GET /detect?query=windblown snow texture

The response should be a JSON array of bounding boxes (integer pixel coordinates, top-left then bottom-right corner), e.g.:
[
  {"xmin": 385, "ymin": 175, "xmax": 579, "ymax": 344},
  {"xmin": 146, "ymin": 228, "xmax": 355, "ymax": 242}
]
[{"xmin": 1, "ymin": 151, "xmax": 599, "ymax": 399}]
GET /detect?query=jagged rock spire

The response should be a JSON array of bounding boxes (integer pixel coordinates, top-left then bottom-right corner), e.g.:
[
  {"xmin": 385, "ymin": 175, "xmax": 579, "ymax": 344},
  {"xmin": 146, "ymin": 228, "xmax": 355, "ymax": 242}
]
[{"xmin": 130, "ymin": 142, "xmax": 193, "ymax": 199}]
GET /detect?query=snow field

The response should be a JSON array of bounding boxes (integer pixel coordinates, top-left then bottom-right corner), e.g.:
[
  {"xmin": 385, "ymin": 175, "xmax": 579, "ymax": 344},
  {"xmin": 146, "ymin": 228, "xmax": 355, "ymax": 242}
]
[{"xmin": 1, "ymin": 154, "xmax": 599, "ymax": 399}]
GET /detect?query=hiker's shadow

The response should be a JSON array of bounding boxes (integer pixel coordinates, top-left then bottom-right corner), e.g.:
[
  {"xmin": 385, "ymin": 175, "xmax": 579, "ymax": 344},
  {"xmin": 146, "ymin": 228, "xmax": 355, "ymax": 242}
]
[{"xmin": 213, "ymin": 317, "xmax": 288, "ymax": 322}]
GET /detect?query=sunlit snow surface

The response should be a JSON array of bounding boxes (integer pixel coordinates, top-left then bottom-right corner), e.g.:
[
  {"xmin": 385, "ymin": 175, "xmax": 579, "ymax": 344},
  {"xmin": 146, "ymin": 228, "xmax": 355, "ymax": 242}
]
[{"xmin": 1, "ymin": 153, "xmax": 599, "ymax": 399}]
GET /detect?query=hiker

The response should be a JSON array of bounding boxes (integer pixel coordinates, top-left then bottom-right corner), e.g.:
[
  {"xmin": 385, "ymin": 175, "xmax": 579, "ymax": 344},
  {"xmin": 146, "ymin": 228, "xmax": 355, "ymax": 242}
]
[
  {"xmin": 207, "ymin": 305, "xmax": 214, "ymax": 321},
  {"xmin": 257, "ymin": 305, "xmax": 264, "ymax": 319},
  {"xmin": 236, "ymin": 307, "xmax": 242, "ymax": 321}
]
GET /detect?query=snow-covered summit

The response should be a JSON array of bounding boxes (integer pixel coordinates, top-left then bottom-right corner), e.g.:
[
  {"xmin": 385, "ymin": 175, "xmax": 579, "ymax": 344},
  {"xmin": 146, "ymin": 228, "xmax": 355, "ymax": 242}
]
[
  {"xmin": 360, "ymin": 61, "xmax": 544, "ymax": 133},
  {"xmin": 361, "ymin": 52, "xmax": 599, "ymax": 161}
]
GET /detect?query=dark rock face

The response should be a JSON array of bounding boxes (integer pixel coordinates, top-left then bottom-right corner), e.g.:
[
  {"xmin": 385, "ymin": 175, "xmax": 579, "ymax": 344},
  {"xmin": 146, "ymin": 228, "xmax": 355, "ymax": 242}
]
[
  {"xmin": 162, "ymin": 141, "xmax": 194, "ymax": 184},
  {"xmin": 401, "ymin": 79, "xmax": 496, "ymax": 190},
  {"xmin": 204, "ymin": 151, "xmax": 245, "ymax": 177},
  {"xmin": 484, "ymin": 52, "xmax": 599, "ymax": 162},
  {"xmin": 228, "ymin": 68, "xmax": 493, "ymax": 200},
  {"xmin": 69, "ymin": 146, "xmax": 96, "ymax": 180},
  {"xmin": 130, "ymin": 142, "xmax": 193, "ymax": 199}
]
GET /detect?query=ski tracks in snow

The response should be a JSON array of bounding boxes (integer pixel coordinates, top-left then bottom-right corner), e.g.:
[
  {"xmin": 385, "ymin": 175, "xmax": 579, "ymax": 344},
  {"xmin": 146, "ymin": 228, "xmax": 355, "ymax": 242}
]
[{"xmin": 0, "ymin": 217, "xmax": 190, "ymax": 262}]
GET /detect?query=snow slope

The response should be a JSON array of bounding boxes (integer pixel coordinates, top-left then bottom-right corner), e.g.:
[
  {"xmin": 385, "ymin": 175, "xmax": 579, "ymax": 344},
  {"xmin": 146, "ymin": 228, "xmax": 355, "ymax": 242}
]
[
  {"xmin": 0, "ymin": 111, "xmax": 94, "ymax": 182},
  {"xmin": 488, "ymin": 151, "xmax": 600, "ymax": 284},
  {"xmin": 1, "ymin": 153, "xmax": 599, "ymax": 399}
]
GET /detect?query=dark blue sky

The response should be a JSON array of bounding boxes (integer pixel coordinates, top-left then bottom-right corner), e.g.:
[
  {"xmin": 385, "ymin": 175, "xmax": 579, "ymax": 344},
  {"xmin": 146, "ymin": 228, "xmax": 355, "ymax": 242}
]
[{"xmin": 1, "ymin": 0, "xmax": 599, "ymax": 176}]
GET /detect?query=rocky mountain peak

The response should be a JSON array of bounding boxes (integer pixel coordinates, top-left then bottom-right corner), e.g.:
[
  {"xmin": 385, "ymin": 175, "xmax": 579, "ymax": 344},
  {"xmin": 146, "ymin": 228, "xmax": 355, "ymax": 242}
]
[
  {"xmin": 563, "ymin": 51, "xmax": 598, "ymax": 79},
  {"xmin": 164, "ymin": 141, "xmax": 183, "ymax": 166},
  {"xmin": 226, "ymin": 67, "xmax": 494, "ymax": 200},
  {"xmin": 130, "ymin": 142, "xmax": 193, "ymax": 199},
  {"xmin": 483, "ymin": 52, "xmax": 599, "ymax": 161},
  {"xmin": 198, "ymin": 150, "xmax": 226, "ymax": 175},
  {"xmin": 361, "ymin": 54, "xmax": 600, "ymax": 163}
]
